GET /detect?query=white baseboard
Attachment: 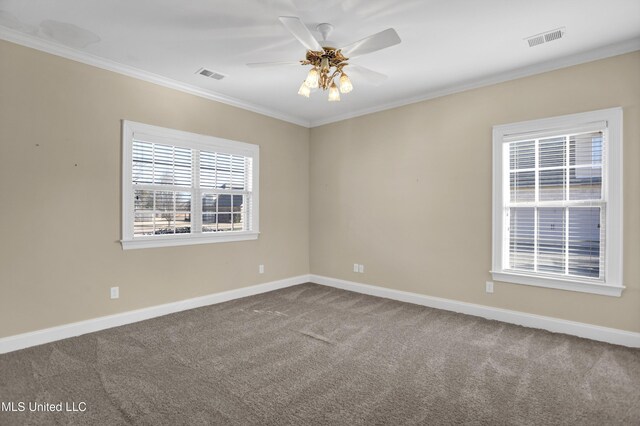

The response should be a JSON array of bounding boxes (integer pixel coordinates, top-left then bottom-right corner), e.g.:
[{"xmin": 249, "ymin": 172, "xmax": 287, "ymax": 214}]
[
  {"xmin": 3, "ymin": 274, "xmax": 638, "ymax": 353},
  {"xmin": 310, "ymin": 274, "xmax": 640, "ymax": 348},
  {"xmin": 0, "ymin": 275, "xmax": 310, "ymax": 354}
]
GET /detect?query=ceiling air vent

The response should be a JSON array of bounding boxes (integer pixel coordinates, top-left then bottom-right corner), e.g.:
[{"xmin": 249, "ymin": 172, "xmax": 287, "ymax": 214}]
[
  {"xmin": 525, "ymin": 27, "xmax": 565, "ymax": 47},
  {"xmin": 527, "ymin": 35, "xmax": 545, "ymax": 48},
  {"xmin": 196, "ymin": 68, "xmax": 225, "ymax": 80}
]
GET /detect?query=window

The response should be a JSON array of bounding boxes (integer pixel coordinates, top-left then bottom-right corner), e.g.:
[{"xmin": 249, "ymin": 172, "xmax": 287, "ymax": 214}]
[
  {"xmin": 121, "ymin": 121, "xmax": 259, "ymax": 249},
  {"xmin": 492, "ymin": 108, "xmax": 623, "ymax": 296}
]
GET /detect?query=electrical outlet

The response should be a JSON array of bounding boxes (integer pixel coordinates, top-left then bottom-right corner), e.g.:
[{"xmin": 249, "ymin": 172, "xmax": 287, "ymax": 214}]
[
  {"xmin": 259, "ymin": 264, "xmax": 264, "ymax": 274},
  {"xmin": 486, "ymin": 281, "xmax": 494, "ymax": 294},
  {"xmin": 353, "ymin": 263, "xmax": 359, "ymax": 272},
  {"xmin": 358, "ymin": 264, "xmax": 364, "ymax": 273},
  {"xmin": 110, "ymin": 286, "xmax": 119, "ymax": 299}
]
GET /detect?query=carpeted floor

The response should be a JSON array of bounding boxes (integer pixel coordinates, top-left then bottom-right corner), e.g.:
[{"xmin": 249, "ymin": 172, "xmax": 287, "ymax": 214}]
[{"xmin": 1, "ymin": 283, "xmax": 639, "ymax": 425}]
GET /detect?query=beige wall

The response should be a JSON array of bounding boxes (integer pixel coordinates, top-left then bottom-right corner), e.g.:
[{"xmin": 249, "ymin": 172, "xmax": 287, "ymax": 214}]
[
  {"xmin": 1, "ymin": 38, "xmax": 638, "ymax": 339},
  {"xmin": 0, "ymin": 40, "xmax": 310, "ymax": 338},
  {"xmin": 310, "ymin": 52, "xmax": 640, "ymax": 332}
]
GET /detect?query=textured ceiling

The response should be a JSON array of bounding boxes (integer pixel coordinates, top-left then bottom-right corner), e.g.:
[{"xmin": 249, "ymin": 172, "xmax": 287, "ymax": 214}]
[{"xmin": 1, "ymin": 0, "xmax": 639, "ymax": 127}]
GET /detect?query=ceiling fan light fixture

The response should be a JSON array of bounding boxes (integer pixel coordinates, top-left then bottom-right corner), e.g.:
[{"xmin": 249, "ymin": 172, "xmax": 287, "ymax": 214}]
[
  {"xmin": 339, "ymin": 73, "xmax": 353, "ymax": 93},
  {"xmin": 328, "ymin": 81, "xmax": 340, "ymax": 101},
  {"xmin": 304, "ymin": 67, "xmax": 319, "ymax": 88},
  {"xmin": 298, "ymin": 81, "xmax": 311, "ymax": 98},
  {"xmin": 252, "ymin": 16, "xmax": 398, "ymax": 103}
]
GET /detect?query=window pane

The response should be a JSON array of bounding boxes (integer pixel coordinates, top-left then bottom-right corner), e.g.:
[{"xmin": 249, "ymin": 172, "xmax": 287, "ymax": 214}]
[
  {"xmin": 509, "ymin": 140, "xmax": 535, "ymax": 170},
  {"xmin": 216, "ymin": 153, "xmax": 232, "ymax": 189},
  {"xmin": 175, "ymin": 192, "xmax": 191, "ymax": 234},
  {"xmin": 154, "ymin": 213, "xmax": 174, "ymax": 234},
  {"xmin": 232, "ymin": 194, "xmax": 244, "ymax": 212},
  {"xmin": 153, "ymin": 144, "xmax": 175, "ymax": 185},
  {"xmin": 175, "ymin": 213, "xmax": 191, "ymax": 234},
  {"xmin": 539, "ymin": 169, "xmax": 565, "ymax": 201},
  {"xmin": 134, "ymin": 189, "xmax": 154, "ymax": 211},
  {"xmin": 539, "ymin": 136, "xmax": 565, "ymax": 168},
  {"xmin": 132, "ymin": 141, "xmax": 153, "ymax": 184},
  {"xmin": 568, "ymin": 208, "xmax": 601, "ymax": 278},
  {"xmin": 176, "ymin": 192, "xmax": 191, "ymax": 212},
  {"xmin": 569, "ymin": 166, "xmax": 602, "ymax": 200},
  {"xmin": 155, "ymin": 191, "xmax": 174, "ymax": 211},
  {"xmin": 202, "ymin": 193, "xmax": 220, "ymax": 233},
  {"xmin": 537, "ymin": 208, "xmax": 565, "ymax": 274},
  {"xmin": 134, "ymin": 190, "xmax": 154, "ymax": 236},
  {"xmin": 570, "ymin": 132, "xmax": 603, "ymax": 166},
  {"xmin": 134, "ymin": 213, "xmax": 154, "ymax": 236},
  {"xmin": 230, "ymin": 155, "xmax": 246, "ymax": 190},
  {"xmin": 510, "ymin": 171, "xmax": 535, "ymax": 202},
  {"xmin": 232, "ymin": 214, "xmax": 243, "ymax": 231},
  {"xmin": 217, "ymin": 214, "xmax": 232, "ymax": 232},
  {"xmin": 175, "ymin": 147, "xmax": 192, "ymax": 187},
  {"xmin": 202, "ymin": 194, "xmax": 218, "ymax": 213},
  {"xmin": 218, "ymin": 193, "xmax": 232, "ymax": 218},
  {"xmin": 202, "ymin": 212, "xmax": 218, "ymax": 233},
  {"xmin": 509, "ymin": 207, "xmax": 534, "ymax": 271},
  {"xmin": 218, "ymin": 197, "xmax": 231, "ymax": 214},
  {"xmin": 200, "ymin": 151, "xmax": 217, "ymax": 189}
]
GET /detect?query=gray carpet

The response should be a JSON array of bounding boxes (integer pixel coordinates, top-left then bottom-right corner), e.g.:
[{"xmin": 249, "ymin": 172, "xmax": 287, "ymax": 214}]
[{"xmin": 1, "ymin": 283, "xmax": 639, "ymax": 425}]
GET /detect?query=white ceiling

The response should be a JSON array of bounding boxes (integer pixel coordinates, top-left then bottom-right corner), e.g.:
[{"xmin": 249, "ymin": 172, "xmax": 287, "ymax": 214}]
[{"xmin": 1, "ymin": 0, "xmax": 639, "ymax": 127}]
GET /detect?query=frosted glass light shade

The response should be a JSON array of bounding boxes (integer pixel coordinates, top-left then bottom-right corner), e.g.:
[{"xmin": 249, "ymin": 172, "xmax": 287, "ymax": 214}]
[
  {"xmin": 328, "ymin": 81, "xmax": 340, "ymax": 101},
  {"xmin": 298, "ymin": 81, "xmax": 310, "ymax": 97},
  {"xmin": 304, "ymin": 67, "xmax": 319, "ymax": 88},
  {"xmin": 339, "ymin": 73, "xmax": 353, "ymax": 93}
]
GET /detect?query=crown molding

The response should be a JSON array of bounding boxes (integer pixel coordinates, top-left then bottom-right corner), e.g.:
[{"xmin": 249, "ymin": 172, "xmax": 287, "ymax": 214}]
[
  {"xmin": 0, "ymin": 27, "xmax": 311, "ymax": 128},
  {"xmin": 2, "ymin": 25, "xmax": 638, "ymax": 130},
  {"xmin": 310, "ymin": 37, "xmax": 640, "ymax": 127}
]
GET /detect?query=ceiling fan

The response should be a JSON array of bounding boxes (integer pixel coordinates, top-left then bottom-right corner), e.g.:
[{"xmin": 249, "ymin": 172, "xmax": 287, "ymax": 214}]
[{"xmin": 247, "ymin": 16, "xmax": 401, "ymax": 101}]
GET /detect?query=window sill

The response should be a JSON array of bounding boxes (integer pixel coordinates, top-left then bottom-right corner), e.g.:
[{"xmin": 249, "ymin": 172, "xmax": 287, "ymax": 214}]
[
  {"xmin": 121, "ymin": 231, "xmax": 259, "ymax": 250},
  {"xmin": 490, "ymin": 270, "xmax": 624, "ymax": 297}
]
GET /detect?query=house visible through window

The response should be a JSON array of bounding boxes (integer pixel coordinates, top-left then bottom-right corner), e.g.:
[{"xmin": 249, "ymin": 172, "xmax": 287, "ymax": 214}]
[
  {"xmin": 122, "ymin": 121, "xmax": 259, "ymax": 250},
  {"xmin": 492, "ymin": 108, "xmax": 623, "ymax": 296}
]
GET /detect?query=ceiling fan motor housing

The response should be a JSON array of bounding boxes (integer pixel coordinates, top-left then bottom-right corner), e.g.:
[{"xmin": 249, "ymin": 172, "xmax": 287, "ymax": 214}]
[{"xmin": 316, "ymin": 23, "xmax": 334, "ymax": 41}]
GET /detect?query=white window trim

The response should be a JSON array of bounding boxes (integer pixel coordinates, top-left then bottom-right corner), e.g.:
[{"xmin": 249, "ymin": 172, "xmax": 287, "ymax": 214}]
[
  {"xmin": 491, "ymin": 108, "xmax": 623, "ymax": 297},
  {"xmin": 121, "ymin": 120, "xmax": 260, "ymax": 250}
]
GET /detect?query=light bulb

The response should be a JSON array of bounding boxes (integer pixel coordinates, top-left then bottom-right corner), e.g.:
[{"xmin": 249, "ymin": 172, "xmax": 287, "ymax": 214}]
[
  {"xmin": 304, "ymin": 67, "xmax": 319, "ymax": 88},
  {"xmin": 328, "ymin": 81, "xmax": 340, "ymax": 102},
  {"xmin": 298, "ymin": 81, "xmax": 310, "ymax": 98},
  {"xmin": 339, "ymin": 73, "xmax": 353, "ymax": 93}
]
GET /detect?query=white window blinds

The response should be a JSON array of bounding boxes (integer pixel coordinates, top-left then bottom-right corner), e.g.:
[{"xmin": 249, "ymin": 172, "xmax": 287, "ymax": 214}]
[{"xmin": 507, "ymin": 130, "xmax": 605, "ymax": 280}]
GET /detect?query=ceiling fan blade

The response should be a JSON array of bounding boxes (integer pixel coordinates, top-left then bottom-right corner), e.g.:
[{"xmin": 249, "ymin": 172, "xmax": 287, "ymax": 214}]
[
  {"xmin": 340, "ymin": 28, "xmax": 401, "ymax": 58},
  {"xmin": 347, "ymin": 65, "xmax": 388, "ymax": 86},
  {"xmin": 246, "ymin": 61, "xmax": 300, "ymax": 68},
  {"xmin": 278, "ymin": 16, "xmax": 323, "ymax": 52}
]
